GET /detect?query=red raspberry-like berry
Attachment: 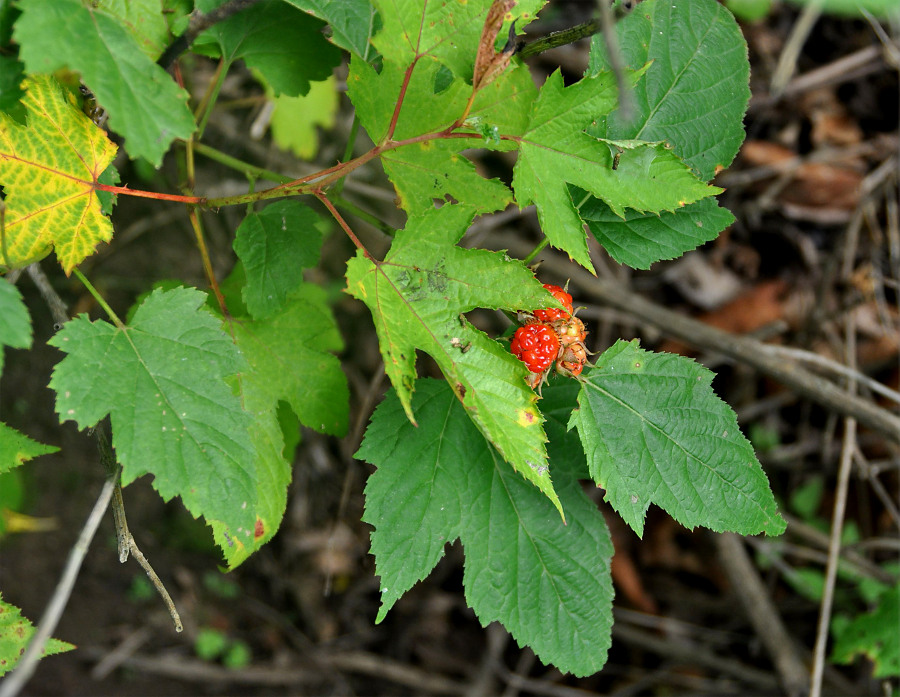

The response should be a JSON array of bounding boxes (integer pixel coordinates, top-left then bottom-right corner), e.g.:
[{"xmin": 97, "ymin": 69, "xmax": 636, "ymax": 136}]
[
  {"xmin": 533, "ymin": 284, "xmax": 573, "ymax": 323},
  {"xmin": 552, "ymin": 315, "xmax": 587, "ymax": 346},
  {"xmin": 511, "ymin": 323, "xmax": 560, "ymax": 373},
  {"xmin": 557, "ymin": 342, "xmax": 588, "ymax": 377}
]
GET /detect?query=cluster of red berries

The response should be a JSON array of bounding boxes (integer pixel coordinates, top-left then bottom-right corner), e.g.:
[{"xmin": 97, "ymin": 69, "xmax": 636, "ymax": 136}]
[{"xmin": 510, "ymin": 283, "xmax": 589, "ymax": 390}]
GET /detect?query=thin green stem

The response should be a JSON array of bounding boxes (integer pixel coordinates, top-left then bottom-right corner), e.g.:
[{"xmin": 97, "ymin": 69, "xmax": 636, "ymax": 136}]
[
  {"xmin": 522, "ymin": 238, "xmax": 549, "ymax": 266},
  {"xmin": 195, "ymin": 58, "xmax": 229, "ymax": 139},
  {"xmin": 72, "ymin": 268, "xmax": 124, "ymax": 328},
  {"xmin": 333, "ymin": 196, "xmax": 393, "ymax": 235},
  {"xmin": 193, "ymin": 142, "xmax": 294, "ymax": 184}
]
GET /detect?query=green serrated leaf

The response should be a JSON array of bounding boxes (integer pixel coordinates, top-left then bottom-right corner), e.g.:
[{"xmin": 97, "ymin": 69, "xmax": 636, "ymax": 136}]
[
  {"xmin": 570, "ymin": 339, "xmax": 786, "ymax": 538},
  {"xmin": 48, "ymin": 287, "xmax": 257, "ymax": 550},
  {"xmin": 345, "ymin": 205, "xmax": 563, "ymax": 515},
  {"xmin": 371, "ymin": 0, "xmax": 544, "ymax": 77},
  {"xmin": 0, "ymin": 592, "xmax": 74, "ymax": 677},
  {"xmin": 233, "ymin": 200, "xmax": 325, "ymax": 319},
  {"xmin": 211, "ymin": 285, "xmax": 348, "ymax": 567},
  {"xmin": 831, "ymin": 586, "xmax": 900, "ymax": 678},
  {"xmin": 282, "ymin": 0, "xmax": 381, "ymax": 61},
  {"xmin": 0, "ymin": 277, "xmax": 31, "ymax": 375},
  {"xmin": 194, "ymin": 0, "xmax": 340, "ymax": 97},
  {"xmin": 580, "ymin": 196, "xmax": 734, "ymax": 269},
  {"xmin": 0, "ymin": 421, "xmax": 58, "ymax": 474},
  {"xmin": 512, "ymin": 70, "xmax": 721, "ymax": 271},
  {"xmin": 358, "ymin": 379, "xmax": 614, "ymax": 677},
  {"xmin": 232, "ymin": 285, "xmax": 348, "ymax": 438},
  {"xmin": 93, "ymin": 0, "xmax": 174, "ymax": 59},
  {"xmin": 347, "ymin": 56, "xmax": 534, "ymax": 215},
  {"xmin": 588, "ymin": 0, "xmax": 749, "ymax": 182},
  {"xmin": 15, "ymin": 0, "xmax": 196, "ymax": 166}
]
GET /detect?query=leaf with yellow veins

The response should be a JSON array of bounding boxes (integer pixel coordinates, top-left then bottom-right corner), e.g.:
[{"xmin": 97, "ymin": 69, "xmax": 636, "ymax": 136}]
[{"xmin": 0, "ymin": 75, "xmax": 117, "ymax": 274}]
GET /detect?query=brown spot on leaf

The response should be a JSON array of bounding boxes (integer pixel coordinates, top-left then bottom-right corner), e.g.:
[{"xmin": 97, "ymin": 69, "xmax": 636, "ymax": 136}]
[{"xmin": 254, "ymin": 518, "xmax": 265, "ymax": 541}]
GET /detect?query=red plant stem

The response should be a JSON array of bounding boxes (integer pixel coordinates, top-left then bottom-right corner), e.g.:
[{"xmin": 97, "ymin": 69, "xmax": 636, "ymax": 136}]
[
  {"xmin": 94, "ymin": 184, "xmax": 206, "ymax": 204},
  {"xmin": 95, "ymin": 129, "xmax": 492, "ymax": 209},
  {"xmin": 314, "ymin": 191, "xmax": 373, "ymax": 260},
  {"xmin": 385, "ymin": 60, "xmax": 418, "ymax": 142}
]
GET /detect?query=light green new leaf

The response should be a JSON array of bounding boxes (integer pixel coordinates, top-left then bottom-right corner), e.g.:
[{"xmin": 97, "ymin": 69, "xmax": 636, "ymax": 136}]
[
  {"xmin": 570, "ymin": 340, "xmax": 786, "ymax": 538},
  {"xmin": 0, "ymin": 421, "xmax": 58, "ymax": 474},
  {"xmin": 0, "ymin": 277, "xmax": 30, "ymax": 375},
  {"xmin": 371, "ymin": 0, "xmax": 544, "ymax": 77},
  {"xmin": 15, "ymin": 0, "xmax": 196, "ymax": 166},
  {"xmin": 195, "ymin": 0, "xmax": 341, "ymax": 97},
  {"xmin": 588, "ymin": 0, "xmax": 750, "ymax": 182},
  {"xmin": 282, "ymin": 0, "xmax": 381, "ymax": 61},
  {"xmin": 512, "ymin": 70, "xmax": 721, "ymax": 271},
  {"xmin": 48, "ymin": 287, "xmax": 257, "ymax": 549},
  {"xmin": 268, "ymin": 76, "xmax": 339, "ymax": 160},
  {"xmin": 345, "ymin": 205, "xmax": 562, "ymax": 515},
  {"xmin": 211, "ymin": 285, "xmax": 348, "ymax": 567},
  {"xmin": 0, "ymin": 592, "xmax": 73, "ymax": 677},
  {"xmin": 580, "ymin": 196, "xmax": 735, "ymax": 269},
  {"xmin": 358, "ymin": 379, "xmax": 614, "ymax": 676},
  {"xmin": 347, "ymin": 56, "xmax": 535, "ymax": 215},
  {"xmin": 233, "ymin": 200, "xmax": 325, "ymax": 319}
]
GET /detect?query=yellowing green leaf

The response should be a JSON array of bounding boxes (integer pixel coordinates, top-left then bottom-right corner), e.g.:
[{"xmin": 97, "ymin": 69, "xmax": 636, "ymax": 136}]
[
  {"xmin": 0, "ymin": 592, "xmax": 74, "ymax": 677},
  {"xmin": 0, "ymin": 75, "xmax": 116, "ymax": 274},
  {"xmin": 345, "ymin": 205, "xmax": 563, "ymax": 516},
  {"xmin": 0, "ymin": 421, "xmax": 58, "ymax": 474}
]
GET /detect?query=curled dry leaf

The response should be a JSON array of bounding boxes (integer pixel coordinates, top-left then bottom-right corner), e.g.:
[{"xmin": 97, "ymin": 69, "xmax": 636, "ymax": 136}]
[{"xmin": 472, "ymin": 0, "xmax": 517, "ymax": 92}]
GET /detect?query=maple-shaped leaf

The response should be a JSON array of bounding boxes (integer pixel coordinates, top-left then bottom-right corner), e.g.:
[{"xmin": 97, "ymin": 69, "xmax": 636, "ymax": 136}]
[
  {"xmin": 347, "ymin": 56, "xmax": 534, "ymax": 215},
  {"xmin": 0, "ymin": 421, "xmax": 58, "ymax": 474},
  {"xmin": 194, "ymin": 0, "xmax": 340, "ymax": 97},
  {"xmin": 345, "ymin": 205, "xmax": 563, "ymax": 515},
  {"xmin": 512, "ymin": 69, "xmax": 722, "ymax": 271},
  {"xmin": 210, "ymin": 283, "xmax": 348, "ymax": 567},
  {"xmin": 371, "ymin": 0, "xmax": 543, "ymax": 78},
  {"xmin": 358, "ymin": 379, "xmax": 614, "ymax": 677},
  {"xmin": 48, "ymin": 287, "xmax": 257, "ymax": 550},
  {"xmin": 0, "ymin": 592, "xmax": 73, "ymax": 677},
  {"xmin": 0, "ymin": 75, "xmax": 116, "ymax": 274},
  {"xmin": 569, "ymin": 340, "xmax": 786, "ymax": 538},
  {"xmin": 232, "ymin": 200, "xmax": 325, "ymax": 319},
  {"xmin": 15, "ymin": 0, "xmax": 196, "ymax": 166}
]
